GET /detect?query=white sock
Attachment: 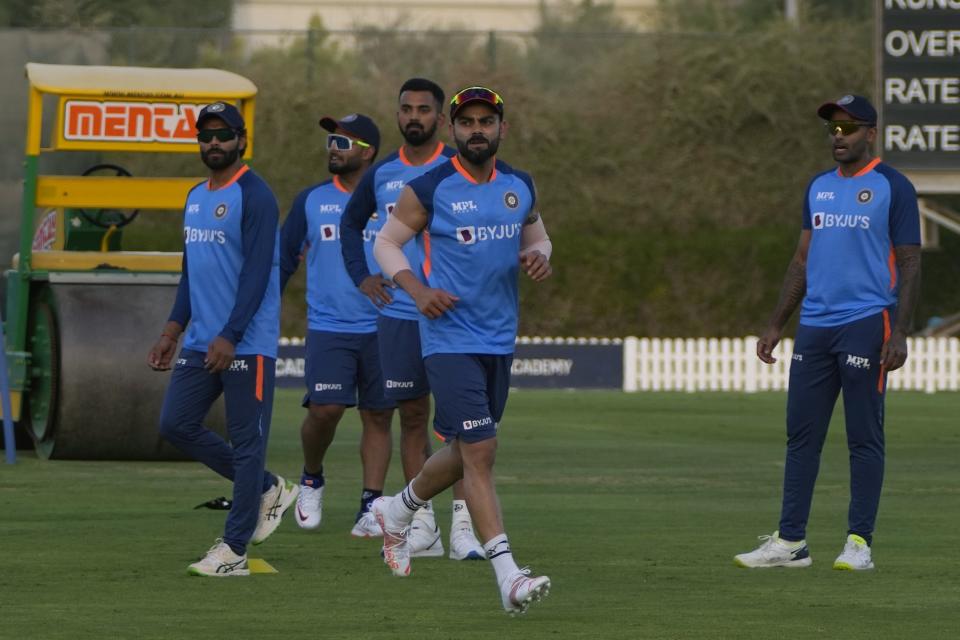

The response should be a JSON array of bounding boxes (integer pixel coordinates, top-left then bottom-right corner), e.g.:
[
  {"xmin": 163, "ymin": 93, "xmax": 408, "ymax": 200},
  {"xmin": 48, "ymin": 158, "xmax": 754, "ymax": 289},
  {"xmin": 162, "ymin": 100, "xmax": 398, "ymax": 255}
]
[
  {"xmin": 388, "ymin": 482, "xmax": 426, "ymax": 526},
  {"xmin": 483, "ymin": 534, "xmax": 520, "ymax": 586},
  {"xmin": 451, "ymin": 500, "xmax": 471, "ymax": 526}
]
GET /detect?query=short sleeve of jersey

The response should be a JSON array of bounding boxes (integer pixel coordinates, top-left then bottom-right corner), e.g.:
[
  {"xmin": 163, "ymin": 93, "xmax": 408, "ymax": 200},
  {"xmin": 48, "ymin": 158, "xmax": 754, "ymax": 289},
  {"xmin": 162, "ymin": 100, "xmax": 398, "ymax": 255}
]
[
  {"xmin": 512, "ymin": 167, "xmax": 537, "ymax": 211},
  {"xmin": 343, "ymin": 166, "xmax": 379, "ymax": 226},
  {"xmin": 877, "ymin": 164, "xmax": 921, "ymax": 246},
  {"xmin": 408, "ymin": 171, "xmax": 440, "ymax": 222}
]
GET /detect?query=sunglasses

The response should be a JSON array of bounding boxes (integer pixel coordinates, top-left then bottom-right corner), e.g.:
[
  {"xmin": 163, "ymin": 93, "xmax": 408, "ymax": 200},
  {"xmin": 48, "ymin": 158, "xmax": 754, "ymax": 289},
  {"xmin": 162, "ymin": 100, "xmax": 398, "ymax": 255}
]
[
  {"xmin": 450, "ymin": 86, "xmax": 504, "ymax": 111},
  {"xmin": 197, "ymin": 128, "xmax": 238, "ymax": 143},
  {"xmin": 327, "ymin": 133, "xmax": 370, "ymax": 151},
  {"xmin": 825, "ymin": 121, "xmax": 874, "ymax": 136}
]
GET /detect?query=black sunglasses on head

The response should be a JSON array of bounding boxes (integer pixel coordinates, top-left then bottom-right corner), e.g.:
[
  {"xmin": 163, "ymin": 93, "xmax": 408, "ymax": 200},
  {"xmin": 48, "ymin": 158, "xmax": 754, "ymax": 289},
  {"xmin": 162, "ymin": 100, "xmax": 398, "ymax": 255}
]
[{"xmin": 197, "ymin": 128, "xmax": 239, "ymax": 143}]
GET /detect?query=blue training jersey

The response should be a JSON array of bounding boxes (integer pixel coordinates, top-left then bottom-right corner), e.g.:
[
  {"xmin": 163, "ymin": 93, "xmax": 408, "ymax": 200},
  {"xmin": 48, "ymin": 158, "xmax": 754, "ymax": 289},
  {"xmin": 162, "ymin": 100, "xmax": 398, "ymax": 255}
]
[
  {"xmin": 280, "ymin": 176, "xmax": 379, "ymax": 333},
  {"xmin": 169, "ymin": 164, "xmax": 281, "ymax": 358},
  {"xmin": 341, "ymin": 143, "xmax": 456, "ymax": 321},
  {"xmin": 408, "ymin": 156, "xmax": 536, "ymax": 356},
  {"xmin": 801, "ymin": 159, "xmax": 920, "ymax": 327}
]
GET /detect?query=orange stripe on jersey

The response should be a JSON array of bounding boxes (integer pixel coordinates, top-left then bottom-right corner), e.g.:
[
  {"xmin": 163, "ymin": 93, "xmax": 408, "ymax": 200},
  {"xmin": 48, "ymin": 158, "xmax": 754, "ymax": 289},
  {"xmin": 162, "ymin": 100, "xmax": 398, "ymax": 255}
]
[
  {"xmin": 255, "ymin": 355, "xmax": 264, "ymax": 402},
  {"xmin": 877, "ymin": 309, "xmax": 891, "ymax": 393},
  {"xmin": 422, "ymin": 230, "xmax": 432, "ymax": 278},
  {"xmin": 837, "ymin": 157, "xmax": 881, "ymax": 178},
  {"xmin": 332, "ymin": 175, "xmax": 349, "ymax": 193},
  {"xmin": 887, "ymin": 248, "xmax": 897, "ymax": 290},
  {"xmin": 451, "ymin": 155, "xmax": 496, "ymax": 184},
  {"xmin": 208, "ymin": 163, "xmax": 249, "ymax": 191},
  {"xmin": 399, "ymin": 142, "xmax": 445, "ymax": 167},
  {"xmin": 433, "ymin": 429, "xmax": 446, "ymax": 442}
]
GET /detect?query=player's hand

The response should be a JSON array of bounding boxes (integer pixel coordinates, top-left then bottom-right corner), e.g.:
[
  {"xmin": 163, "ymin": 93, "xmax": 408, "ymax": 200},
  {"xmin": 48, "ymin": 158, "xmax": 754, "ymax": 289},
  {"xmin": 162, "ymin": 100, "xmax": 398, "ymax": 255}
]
[
  {"xmin": 147, "ymin": 335, "xmax": 178, "ymax": 371},
  {"xmin": 520, "ymin": 250, "xmax": 552, "ymax": 282},
  {"xmin": 881, "ymin": 329, "xmax": 908, "ymax": 371},
  {"xmin": 413, "ymin": 287, "xmax": 459, "ymax": 319},
  {"xmin": 359, "ymin": 273, "xmax": 395, "ymax": 308},
  {"xmin": 205, "ymin": 336, "xmax": 235, "ymax": 373},
  {"xmin": 756, "ymin": 327, "xmax": 782, "ymax": 364}
]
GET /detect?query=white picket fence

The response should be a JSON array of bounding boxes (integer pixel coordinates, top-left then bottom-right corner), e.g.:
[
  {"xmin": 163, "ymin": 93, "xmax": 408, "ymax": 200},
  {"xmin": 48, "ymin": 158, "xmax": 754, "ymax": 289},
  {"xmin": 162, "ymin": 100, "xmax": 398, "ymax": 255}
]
[{"xmin": 623, "ymin": 336, "xmax": 960, "ymax": 393}]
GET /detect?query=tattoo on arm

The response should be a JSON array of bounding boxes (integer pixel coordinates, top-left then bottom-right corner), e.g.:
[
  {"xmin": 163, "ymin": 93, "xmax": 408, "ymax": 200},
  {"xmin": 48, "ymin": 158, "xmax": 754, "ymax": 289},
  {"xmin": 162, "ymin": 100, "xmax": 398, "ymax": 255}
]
[
  {"xmin": 893, "ymin": 244, "xmax": 922, "ymax": 335},
  {"xmin": 524, "ymin": 210, "xmax": 540, "ymax": 225},
  {"xmin": 768, "ymin": 255, "xmax": 807, "ymax": 330}
]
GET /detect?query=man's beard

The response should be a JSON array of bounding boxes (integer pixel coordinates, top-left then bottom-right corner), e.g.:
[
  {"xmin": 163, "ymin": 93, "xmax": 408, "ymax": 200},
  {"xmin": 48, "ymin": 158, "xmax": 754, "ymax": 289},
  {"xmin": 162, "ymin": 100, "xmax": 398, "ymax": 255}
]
[
  {"xmin": 329, "ymin": 155, "xmax": 363, "ymax": 175},
  {"xmin": 201, "ymin": 146, "xmax": 240, "ymax": 170},
  {"xmin": 456, "ymin": 134, "xmax": 500, "ymax": 165},
  {"xmin": 401, "ymin": 120, "xmax": 437, "ymax": 146}
]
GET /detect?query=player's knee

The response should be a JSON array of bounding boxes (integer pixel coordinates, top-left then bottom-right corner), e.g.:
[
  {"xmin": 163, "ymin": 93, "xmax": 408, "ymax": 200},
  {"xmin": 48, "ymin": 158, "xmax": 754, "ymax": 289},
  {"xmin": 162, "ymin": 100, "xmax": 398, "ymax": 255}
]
[
  {"xmin": 158, "ymin": 411, "xmax": 184, "ymax": 442},
  {"xmin": 398, "ymin": 396, "xmax": 429, "ymax": 430},
  {"xmin": 306, "ymin": 403, "xmax": 345, "ymax": 427},
  {"xmin": 460, "ymin": 437, "xmax": 498, "ymax": 471}
]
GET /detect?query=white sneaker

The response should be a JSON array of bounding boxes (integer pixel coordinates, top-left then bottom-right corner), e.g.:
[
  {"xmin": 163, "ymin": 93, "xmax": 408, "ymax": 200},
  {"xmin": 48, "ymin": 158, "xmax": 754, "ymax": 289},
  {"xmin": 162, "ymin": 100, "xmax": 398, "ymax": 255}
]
[
  {"xmin": 371, "ymin": 497, "xmax": 411, "ymax": 577},
  {"xmin": 295, "ymin": 484, "xmax": 323, "ymax": 530},
  {"xmin": 187, "ymin": 539, "xmax": 250, "ymax": 577},
  {"xmin": 350, "ymin": 510, "xmax": 383, "ymax": 538},
  {"xmin": 251, "ymin": 476, "xmax": 299, "ymax": 545},
  {"xmin": 734, "ymin": 531, "xmax": 812, "ymax": 568},
  {"xmin": 409, "ymin": 507, "xmax": 444, "ymax": 558},
  {"xmin": 833, "ymin": 534, "xmax": 875, "ymax": 570},
  {"xmin": 449, "ymin": 521, "xmax": 485, "ymax": 560},
  {"xmin": 500, "ymin": 569, "xmax": 550, "ymax": 615}
]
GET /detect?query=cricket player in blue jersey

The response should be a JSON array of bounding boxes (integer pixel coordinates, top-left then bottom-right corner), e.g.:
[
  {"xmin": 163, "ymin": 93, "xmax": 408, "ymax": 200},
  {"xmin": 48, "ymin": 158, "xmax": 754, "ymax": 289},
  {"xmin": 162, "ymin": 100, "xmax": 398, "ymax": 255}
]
[
  {"xmin": 278, "ymin": 113, "xmax": 397, "ymax": 532},
  {"xmin": 370, "ymin": 86, "xmax": 553, "ymax": 614},
  {"xmin": 341, "ymin": 78, "xmax": 485, "ymax": 561},
  {"xmin": 148, "ymin": 102, "xmax": 298, "ymax": 577},
  {"xmin": 735, "ymin": 95, "xmax": 921, "ymax": 571}
]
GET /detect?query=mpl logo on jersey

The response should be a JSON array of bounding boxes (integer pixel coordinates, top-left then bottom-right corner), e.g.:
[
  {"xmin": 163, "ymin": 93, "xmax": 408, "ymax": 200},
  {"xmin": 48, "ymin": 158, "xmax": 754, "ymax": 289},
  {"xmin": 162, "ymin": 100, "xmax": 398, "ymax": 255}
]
[
  {"xmin": 452, "ymin": 200, "xmax": 479, "ymax": 214},
  {"xmin": 385, "ymin": 180, "xmax": 404, "ymax": 191},
  {"xmin": 317, "ymin": 204, "xmax": 342, "ymax": 214},
  {"xmin": 455, "ymin": 223, "xmax": 524, "ymax": 245},
  {"xmin": 811, "ymin": 212, "xmax": 870, "ymax": 230},
  {"xmin": 61, "ymin": 99, "xmax": 207, "ymax": 145}
]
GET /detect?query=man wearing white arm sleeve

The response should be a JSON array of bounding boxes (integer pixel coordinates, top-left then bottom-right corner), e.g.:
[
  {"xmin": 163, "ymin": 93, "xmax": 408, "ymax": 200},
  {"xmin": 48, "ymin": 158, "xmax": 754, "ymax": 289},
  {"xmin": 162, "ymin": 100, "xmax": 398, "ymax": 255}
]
[{"xmin": 369, "ymin": 85, "xmax": 554, "ymax": 616}]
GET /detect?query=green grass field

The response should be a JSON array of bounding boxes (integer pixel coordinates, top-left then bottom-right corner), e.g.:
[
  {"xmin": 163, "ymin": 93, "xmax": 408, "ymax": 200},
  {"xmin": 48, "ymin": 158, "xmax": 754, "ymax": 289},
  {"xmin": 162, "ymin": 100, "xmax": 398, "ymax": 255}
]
[{"xmin": 2, "ymin": 390, "xmax": 959, "ymax": 639}]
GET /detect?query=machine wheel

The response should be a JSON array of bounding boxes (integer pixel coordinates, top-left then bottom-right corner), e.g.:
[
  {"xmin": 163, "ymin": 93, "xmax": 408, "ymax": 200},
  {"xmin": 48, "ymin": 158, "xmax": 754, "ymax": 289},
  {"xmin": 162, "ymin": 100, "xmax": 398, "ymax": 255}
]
[
  {"xmin": 78, "ymin": 164, "xmax": 141, "ymax": 229},
  {"xmin": 24, "ymin": 291, "xmax": 59, "ymax": 459}
]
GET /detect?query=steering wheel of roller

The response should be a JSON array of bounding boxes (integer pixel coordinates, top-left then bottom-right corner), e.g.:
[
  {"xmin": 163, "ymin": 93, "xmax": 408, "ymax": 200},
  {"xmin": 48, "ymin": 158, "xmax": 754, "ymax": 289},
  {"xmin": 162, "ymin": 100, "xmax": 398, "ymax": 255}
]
[{"xmin": 78, "ymin": 163, "xmax": 141, "ymax": 229}]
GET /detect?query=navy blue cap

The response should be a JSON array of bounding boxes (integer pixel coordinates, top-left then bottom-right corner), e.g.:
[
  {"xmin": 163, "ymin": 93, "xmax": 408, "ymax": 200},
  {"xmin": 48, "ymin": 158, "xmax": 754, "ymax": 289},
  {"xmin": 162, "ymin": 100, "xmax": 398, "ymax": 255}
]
[
  {"xmin": 196, "ymin": 102, "xmax": 245, "ymax": 130},
  {"xmin": 319, "ymin": 113, "xmax": 380, "ymax": 152},
  {"xmin": 817, "ymin": 95, "xmax": 877, "ymax": 124}
]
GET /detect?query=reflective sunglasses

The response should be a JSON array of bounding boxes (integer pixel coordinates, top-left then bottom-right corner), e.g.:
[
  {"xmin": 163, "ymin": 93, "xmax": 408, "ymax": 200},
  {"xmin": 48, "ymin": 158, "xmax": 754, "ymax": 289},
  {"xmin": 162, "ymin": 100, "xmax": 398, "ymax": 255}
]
[
  {"xmin": 825, "ymin": 121, "xmax": 874, "ymax": 136},
  {"xmin": 327, "ymin": 133, "xmax": 370, "ymax": 151},
  {"xmin": 450, "ymin": 86, "xmax": 504, "ymax": 114},
  {"xmin": 197, "ymin": 128, "xmax": 238, "ymax": 143}
]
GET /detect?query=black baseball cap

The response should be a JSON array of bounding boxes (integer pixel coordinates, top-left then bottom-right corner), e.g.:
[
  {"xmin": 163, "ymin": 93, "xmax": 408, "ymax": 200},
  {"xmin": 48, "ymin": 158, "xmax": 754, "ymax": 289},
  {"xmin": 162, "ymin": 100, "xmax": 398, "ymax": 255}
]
[
  {"xmin": 817, "ymin": 95, "xmax": 877, "ymax": 124},
  {"xmin": 196, "ymin": 102, "xmax": 245, "ymax": 130},
  {"xmin": 450, "ymin": 86, "xmax": 504, "ymax": 119},
  {"xmin": 318, "ymin": 113, "xmax": 381, "ymax": 152}
]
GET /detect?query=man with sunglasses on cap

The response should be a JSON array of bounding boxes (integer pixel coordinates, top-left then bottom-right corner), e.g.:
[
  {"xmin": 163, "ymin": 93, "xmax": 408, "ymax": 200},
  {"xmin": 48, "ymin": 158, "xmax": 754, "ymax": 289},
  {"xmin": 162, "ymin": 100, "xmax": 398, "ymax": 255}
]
[
  {"xmin": 278, "ymin": 114, "xmax": 397, "ymax": 534},
  {"xmin": 735, "ymin": 95, "xmax": 921, "ymax": 571},
  {"xmin": 341, "ymin": 78, "xmax": 486, "ymax": 562},
  {"xmin": 370, "ymin": 86, "xmax": 553, "ymax": 614},
  {"xmin": 148, "ymin": 102, "xmax": 298, "ymax": 576}
]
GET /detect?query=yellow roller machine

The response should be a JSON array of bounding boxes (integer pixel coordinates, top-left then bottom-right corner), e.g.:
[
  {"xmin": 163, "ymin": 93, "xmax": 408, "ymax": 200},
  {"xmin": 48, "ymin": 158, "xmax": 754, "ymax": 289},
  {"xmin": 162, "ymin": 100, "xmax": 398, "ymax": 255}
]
[{"xmin": 3, "ymin": 63, "xmax": 258, "ymax": 459}]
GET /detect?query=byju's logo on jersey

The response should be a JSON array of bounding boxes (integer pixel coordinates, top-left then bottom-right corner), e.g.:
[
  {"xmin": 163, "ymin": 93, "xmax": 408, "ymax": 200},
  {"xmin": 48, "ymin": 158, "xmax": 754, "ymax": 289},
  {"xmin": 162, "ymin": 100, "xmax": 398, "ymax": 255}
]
[
  {"xmin": 811, "ymin": 212, "xmax": 870, "ymax": 230},
  {"xmin": 385, "ymin": 202, "xmax": 396, "ymax": 216},
  {"xmin": 452, "ymin": 200, "xmax": 479, "ymax": 214},
  {"xmin": 456, "ymin": 223, "xmax": 524, "ymax": 245},
  {"xmin": 320, "ymin": 224, "xmax": 338, "ymax": 241},
  {"xmin": 462, "ymin": 416, "xmax": 493, "ymax": 431},
  {"xmin": 456, "ymin": 226, "xmax": 477, "ymax": 245},
  {"xmin": 857, "ymin": 189, "xmax": 873, "ymax": 204},
  {"xmin": 214, "ymin": 203, "xmax": 228, "ymax": 219},
  {"xmin": 504, "ymin": 191, "xmax": 520, "ymax": 209}
]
